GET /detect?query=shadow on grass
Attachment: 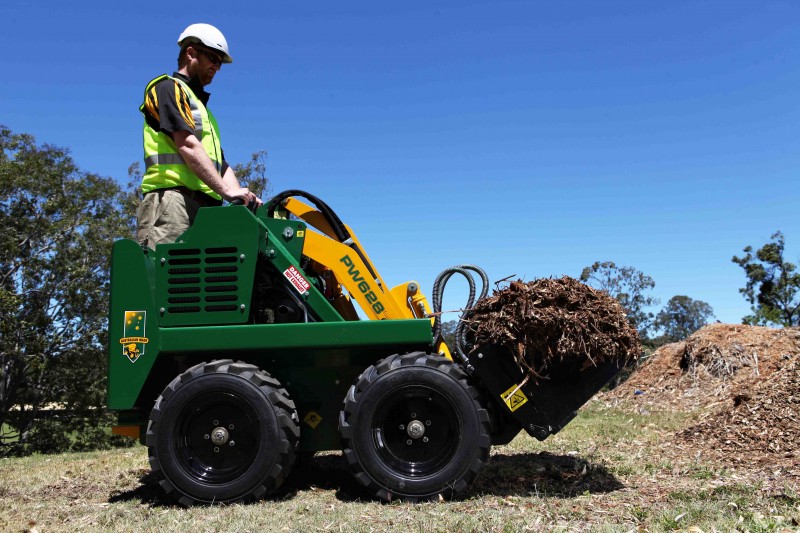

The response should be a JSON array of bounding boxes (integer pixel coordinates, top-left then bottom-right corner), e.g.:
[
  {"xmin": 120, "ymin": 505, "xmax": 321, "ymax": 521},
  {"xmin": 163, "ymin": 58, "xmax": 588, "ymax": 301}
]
[
  {"xmin": 473, "ymin": 451, "xmax": 625, "ymax": 498},
  {"xmin": 284, "ymin": 450, "xmax": 624, "ymax": 502},
  {"xmin": 109, "ymin": 451, "xmax": 623, "ymax": 506},
  {"xmin": 106, "ymin": 454, "xmax": 360, "ymax": 507},
  {"xmin": 281, "ymin": 453, "xmax": 364, "ymax": 502},
  {"xmin": 108, "ymin": 469, "xmax": 167, "ymax": 506}
]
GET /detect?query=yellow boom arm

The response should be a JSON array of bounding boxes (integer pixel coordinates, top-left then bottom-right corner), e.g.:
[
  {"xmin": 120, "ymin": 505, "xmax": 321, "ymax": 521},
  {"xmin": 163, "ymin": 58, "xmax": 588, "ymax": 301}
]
[{"xmin": 281, "ymin": 196, "xmax": 430, "ymax": 321}]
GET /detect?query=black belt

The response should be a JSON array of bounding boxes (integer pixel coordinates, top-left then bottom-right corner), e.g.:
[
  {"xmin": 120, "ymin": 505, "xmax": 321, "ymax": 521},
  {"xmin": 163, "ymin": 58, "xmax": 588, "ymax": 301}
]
[{"xmin": 150, "ymin": 186, "xmax": 222, "ymax": 207}]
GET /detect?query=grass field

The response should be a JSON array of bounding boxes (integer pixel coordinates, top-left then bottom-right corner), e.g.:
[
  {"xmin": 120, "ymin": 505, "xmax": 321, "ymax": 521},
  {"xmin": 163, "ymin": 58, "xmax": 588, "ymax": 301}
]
[{"xmin": 1, "ymin": 402, "xmax": 798, "ymax": 532}]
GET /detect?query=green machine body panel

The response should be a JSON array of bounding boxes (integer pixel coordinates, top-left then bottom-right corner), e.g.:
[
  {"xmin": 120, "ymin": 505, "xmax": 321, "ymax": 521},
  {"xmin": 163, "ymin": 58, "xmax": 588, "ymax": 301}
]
[
  {"xmin": 154, "ymin": 206, "xmax": 263, "ymax": 326},
  {"xmin": 108, "ymin": 239, "xmax": 160, "ymax": 410},
  {"xmin": 261, "ymin": 218, "xmax": 306, "ymax": 260},
  {"xmin": 107, "ymin": 205, "xmax": 434, "ymax": 451}
]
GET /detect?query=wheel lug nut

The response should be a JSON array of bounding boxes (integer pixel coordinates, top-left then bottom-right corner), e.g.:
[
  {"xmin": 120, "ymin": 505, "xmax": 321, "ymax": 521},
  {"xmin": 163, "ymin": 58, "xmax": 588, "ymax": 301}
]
[
  {"xmin": 399, "ymin": 424, "xmax": 405, "ymax": 430},
  {"xmin": 228, "ymin": 424, "xmax": 234, "ymax": 430},
  {"xmin": 204, "ymin": 434, "xmax": 210, "ymax": 440},
  {"xmin": 410, "ymin": 412, "xmax": 417, "ymax": 418},
  {"xmin": 425, "ymin": 420, "xmax": 431, "ymax": 426},
  {"xmin": 423, "ymin": 437, "xmax": 429, "ymax": 443},
  {"xmin": 229, "ymin": 440, "xmax": 235, "ymax": 447},
  {"xmin": 214, "ymin": 447, "xmax": 220, "ymax": 453},
  {"xmin": 213, "ymin": 420, "xmax": 219, "ymax": 425},
  {"xmin": 406, "ymin": 439, "xmax": 412, "ymax": 445}
]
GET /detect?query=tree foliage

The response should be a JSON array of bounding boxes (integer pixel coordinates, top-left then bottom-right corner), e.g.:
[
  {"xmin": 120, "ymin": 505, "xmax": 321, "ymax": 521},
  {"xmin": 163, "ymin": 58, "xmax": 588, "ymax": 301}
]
[
  {"xmin": 0, "ymin": 126, "xmax": 134, "ymax": 454},
  {"xmin": 732, "ymin": 231, "xmax": 800, "ymax": 327},
  {"xmin": 654, "ymin": 295, "xmax": 714, "ymax": 342},
  {"xmin": 579, "ymin": 261, "xmax": 659, "ymax": 338},
  {"xmin": 233, "ymin": 150, "xmax": 271, "ymax": 200},
  {"xmin": 440, "ymin": 320, "xmax": 458, "ymax": 350},
  {"xmin": 123, "ymin": 162, "xmax": 144, "ymax": 220}
]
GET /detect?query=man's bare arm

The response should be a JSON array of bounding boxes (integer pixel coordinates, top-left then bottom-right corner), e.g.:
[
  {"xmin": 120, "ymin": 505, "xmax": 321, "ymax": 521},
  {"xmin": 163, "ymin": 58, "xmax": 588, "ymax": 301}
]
[{"xmin": 172, "ymin": 131, "xmax": 257, "ymax": 204}]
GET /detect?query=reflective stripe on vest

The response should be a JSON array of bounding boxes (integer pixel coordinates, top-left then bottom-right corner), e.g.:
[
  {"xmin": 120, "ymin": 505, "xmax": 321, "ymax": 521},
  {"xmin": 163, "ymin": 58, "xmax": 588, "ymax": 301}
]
[{"xmin": 143, "ymin": 153, "xmax": 186, "ymax": 168}]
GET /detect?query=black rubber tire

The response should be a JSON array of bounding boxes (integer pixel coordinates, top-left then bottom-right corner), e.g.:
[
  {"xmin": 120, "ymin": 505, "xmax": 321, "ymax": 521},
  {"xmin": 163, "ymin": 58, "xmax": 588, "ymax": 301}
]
[
  {"xmin": 146, "ymin": 359, "xmax": 299, "ymax": 506},
  {"xmin": 339, "ymin": 353, "xmax": 491, "ymax": 502}
]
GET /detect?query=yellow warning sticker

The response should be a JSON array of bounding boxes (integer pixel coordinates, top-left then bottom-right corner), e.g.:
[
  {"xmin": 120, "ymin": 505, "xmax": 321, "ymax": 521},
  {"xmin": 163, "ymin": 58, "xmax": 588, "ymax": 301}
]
[
  {"xmin": 501, "ymin": 384, "xmax": 528, "ymax": 412},
  {"xmin": 303, "ymin": 411, "xmax": 322, "ymax": 429},
  {"xmin": 297, "ymin": 230, "xmax": 305, "ymax": 237}
]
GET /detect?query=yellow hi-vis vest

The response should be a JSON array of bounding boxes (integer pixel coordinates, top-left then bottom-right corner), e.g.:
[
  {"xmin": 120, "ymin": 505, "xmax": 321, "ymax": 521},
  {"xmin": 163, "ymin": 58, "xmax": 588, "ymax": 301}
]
[{"xmin": 140, "ymin": 74, "xmax": 223, "ymax": 200}]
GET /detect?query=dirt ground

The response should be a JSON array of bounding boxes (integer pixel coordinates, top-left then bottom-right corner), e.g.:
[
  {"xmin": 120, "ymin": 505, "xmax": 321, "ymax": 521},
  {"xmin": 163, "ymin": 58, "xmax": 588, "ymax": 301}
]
[{"xmin": 605, "ymin": 323, "xmax": 800, "ymax": 488}]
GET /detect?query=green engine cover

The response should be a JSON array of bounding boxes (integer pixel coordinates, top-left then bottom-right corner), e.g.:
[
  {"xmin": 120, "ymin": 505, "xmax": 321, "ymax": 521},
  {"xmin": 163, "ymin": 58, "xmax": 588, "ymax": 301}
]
[{"xmin": 153, "ymin": 206, "xmax": 263, "ymax": 326}]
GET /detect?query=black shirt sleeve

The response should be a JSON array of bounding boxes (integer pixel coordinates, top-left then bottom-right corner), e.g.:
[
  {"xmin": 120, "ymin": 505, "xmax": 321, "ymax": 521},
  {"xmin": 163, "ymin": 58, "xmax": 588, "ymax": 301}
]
[{"xmin": 142, "ymin": 79, "xmax": 196, "ymax": 136}]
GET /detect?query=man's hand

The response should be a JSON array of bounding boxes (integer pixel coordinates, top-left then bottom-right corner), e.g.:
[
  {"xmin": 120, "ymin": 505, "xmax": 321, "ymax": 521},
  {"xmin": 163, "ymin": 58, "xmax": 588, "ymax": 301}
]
[
  {"xmin": 225, "ymin": 186, "xmax": 260, "ymax": 207},
  {"xmin": 221, "ymin": 166, "xmax": 262, "ymax": 207}
]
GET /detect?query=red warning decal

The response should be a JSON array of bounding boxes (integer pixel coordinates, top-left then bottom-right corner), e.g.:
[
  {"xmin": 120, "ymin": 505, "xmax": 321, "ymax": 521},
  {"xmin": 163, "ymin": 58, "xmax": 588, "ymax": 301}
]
[{"xmin": 284, "ymin": 265, "xmax": 311, "ymax": 294}]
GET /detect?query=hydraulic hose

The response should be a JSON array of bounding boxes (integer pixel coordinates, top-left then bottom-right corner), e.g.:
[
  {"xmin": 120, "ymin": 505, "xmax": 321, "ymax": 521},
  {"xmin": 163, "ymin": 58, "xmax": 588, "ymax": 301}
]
[
  {"xmin": 431, "ymin": 267, "xmax": 475, "ymax": 341},
  {"xmin": 431, "ymin": 264, "xmax": 489, "ymax": 368},
  {"xmin": 265, "ymin": 190, "xmax": 380, "ymax": 281},
  {"xmin": 266, "ymin": 189, "xmax": 351, "ymax": 244}
]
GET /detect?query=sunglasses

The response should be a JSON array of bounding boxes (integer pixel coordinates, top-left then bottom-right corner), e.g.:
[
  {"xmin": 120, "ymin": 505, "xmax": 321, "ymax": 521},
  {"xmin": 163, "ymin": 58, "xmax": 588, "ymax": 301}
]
[{"xmin": 194, "ymin": 46, "xmax": 223, "ymax": 67}]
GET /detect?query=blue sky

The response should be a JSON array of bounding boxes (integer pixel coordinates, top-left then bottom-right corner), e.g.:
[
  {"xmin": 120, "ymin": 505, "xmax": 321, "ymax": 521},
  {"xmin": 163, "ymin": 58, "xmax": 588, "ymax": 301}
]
[{"xmin": 3, "ymin": 1, "xmax": 799, "ymax": 326}]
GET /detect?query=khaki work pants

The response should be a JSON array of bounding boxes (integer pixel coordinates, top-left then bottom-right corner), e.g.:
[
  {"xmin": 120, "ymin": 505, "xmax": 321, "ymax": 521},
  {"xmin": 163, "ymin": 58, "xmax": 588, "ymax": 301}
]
[{"xmin": 136, "ymin": 189, "xmax": 204, "ymax": 248}]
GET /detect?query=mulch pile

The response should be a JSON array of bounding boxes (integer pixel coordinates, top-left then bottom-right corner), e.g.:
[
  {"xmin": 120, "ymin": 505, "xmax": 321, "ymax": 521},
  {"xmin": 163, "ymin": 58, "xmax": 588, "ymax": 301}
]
[
  {"xmin": 466, "ymin": 277, "xmax": 640, "ymax": 382},
  {"xmin": 607, "ymin": 323, "xmax": 800, "ymax": 473},
  {"xmin": 610, "ymin": 323, "xmax": 800, "ymax": 411},
  {"xmin": 677, "ymin": 354, "xmax": 799, "ymax": 456}
]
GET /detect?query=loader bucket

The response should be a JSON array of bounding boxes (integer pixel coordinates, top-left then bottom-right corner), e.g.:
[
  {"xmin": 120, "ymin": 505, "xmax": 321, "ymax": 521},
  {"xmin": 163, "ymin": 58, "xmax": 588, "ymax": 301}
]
[{"xmin": 468, "ymin": 344, "xmax": 625, "ymax": 440}]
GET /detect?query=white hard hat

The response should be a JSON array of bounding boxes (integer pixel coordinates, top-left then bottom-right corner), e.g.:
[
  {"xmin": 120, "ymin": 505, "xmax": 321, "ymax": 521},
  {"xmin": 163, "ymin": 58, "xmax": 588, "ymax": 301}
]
[{"xmin": 178, "ymin": 23, "xmax": 233, "ymax": 64}]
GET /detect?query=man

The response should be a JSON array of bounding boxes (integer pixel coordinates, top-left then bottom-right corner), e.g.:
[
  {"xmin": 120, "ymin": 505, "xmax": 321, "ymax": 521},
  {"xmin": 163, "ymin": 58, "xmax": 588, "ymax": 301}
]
[{"xmin": 137, "ymin": 23, "xmax": 261, "ymax": 248}]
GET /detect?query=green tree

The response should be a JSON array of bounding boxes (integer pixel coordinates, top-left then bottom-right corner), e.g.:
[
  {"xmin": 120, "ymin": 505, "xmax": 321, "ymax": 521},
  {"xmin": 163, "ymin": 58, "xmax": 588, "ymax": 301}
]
[
  {"xmin": 0, "ymin": 126, "xmax": 133, "ymax": 454},
  {"xmin": 233, "ymin": 150, "xmax": 271, "ymax": 200},
  {"xmin": 123, "ymin": 162, "xmax": 143, "ymax": 220},
  {"xmin": 440, "ymin": 320, "xmax": 458, "ymax": 349},
  {"xmin": 732, "ymin": 231, "xmax": 800, "ymax": 327},
  {"xmin": 654, "ymin": 295, "xmax": 714, "ymax": 342},
  {"xmin": 579, "ymin": 261, "xmax": 659, "ymax": 337}
]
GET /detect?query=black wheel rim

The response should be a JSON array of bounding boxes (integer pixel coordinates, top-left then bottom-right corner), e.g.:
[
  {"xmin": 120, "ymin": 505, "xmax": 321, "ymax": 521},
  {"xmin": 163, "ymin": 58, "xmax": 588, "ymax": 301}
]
[
  {"xmin": 175, "ymin": 390, "xmax": 261, "ymax": 484},
  {"xmin": 371, "ymin": 384, "xmax": 460, "ymax": 477}
]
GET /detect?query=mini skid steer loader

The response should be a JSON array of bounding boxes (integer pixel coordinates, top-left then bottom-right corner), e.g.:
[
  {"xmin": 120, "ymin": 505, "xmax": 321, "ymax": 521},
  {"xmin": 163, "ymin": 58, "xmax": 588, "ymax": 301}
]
[{"xmin": 108, "ymin": 190, "xmax": 624, "ymax": 505}]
